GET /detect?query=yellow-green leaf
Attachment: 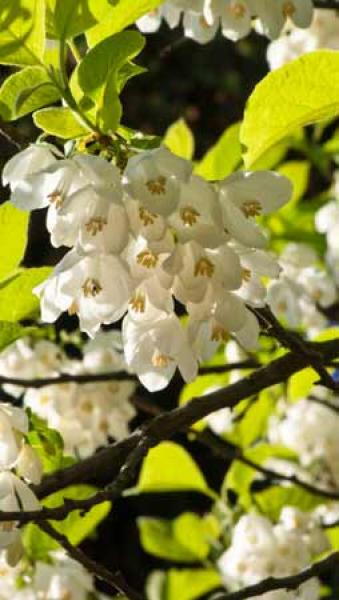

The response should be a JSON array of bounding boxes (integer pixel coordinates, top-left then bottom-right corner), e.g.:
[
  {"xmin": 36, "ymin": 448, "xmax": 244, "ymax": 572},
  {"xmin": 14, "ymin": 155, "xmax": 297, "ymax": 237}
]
[
  {"xmin": 195, "ymin": 122, "xmax": 241, "ymax": 180},
  {"xmin": 0, "ymin": 0, "xmax": 45, "ymax": 66},
  {"xmin": 0, "ymin": 202, "xmax": 29, "ymax": 281},
  {"xmin": 241, "ymin": 51, "xmax": 339, "ymax": 167},
  {"xmin": 164, "ymin": 119, "xmax": 195, "ymax": 160},
  {"xmin": 33, "ymin": 107, "xmax": 89, "ymax": 139}
]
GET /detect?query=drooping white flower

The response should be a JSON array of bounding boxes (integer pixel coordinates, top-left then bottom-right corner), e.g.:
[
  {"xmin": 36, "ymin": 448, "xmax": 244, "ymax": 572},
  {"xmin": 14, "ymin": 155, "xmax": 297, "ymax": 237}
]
[
  {"xmin": 123, "ymin": 146, "xmax": 192, "ymax": 217},
  {"xmin": 35, "ymin": 251, "xmax": 134, "ymax": 336},
  {"xmin": 232, "ymin": 242, "xmax": 281, "ymax": 306},
  {"xmin": 218, "ymin": 171, "xmax": 292, "ymax": 248},
  {"xmin": 33, "ymin": 551, "xmax": 93, "ymax": 600},
  {"xmin": 168, "ymin": 175, "xmax": 226, "ymax": 248},
  {"xmin": 204, "ymin": 0, "xmax": 252, "ymax": 41},
  {"xmin": 123, "ymin": 311, "xmax": 198, "ymax": 391}
]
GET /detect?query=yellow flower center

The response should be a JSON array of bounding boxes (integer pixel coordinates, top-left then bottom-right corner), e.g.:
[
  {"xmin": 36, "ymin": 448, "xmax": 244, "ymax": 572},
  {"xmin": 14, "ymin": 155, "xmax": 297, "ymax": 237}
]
[
  {"xmin": 47, "ymin": 190, "xmax": 63, "ymax": 209},
  {"xmin": 282, "ymin": 1, "xmax": 296, "ymax": 17},
  {"xmin": 82, "ymin": 278, "xmax": 102, "ymax": 297},
  {"xmin": 230, "ymin": 2, "xmax": 246, "ymax": 18},
  {"xmin": 181, "ymin": 206, "xmax": 201, "ymax": 226},
  {"xmin": 129, "ymin": 292, "xmax": 146, "ymax": 313},
  {"xmin": 194, "ymin": 257, "xmax": 215, "ymax": 278},
  {"xmin": 139, "ymin": 206, "xmax": 157, "ymax": 226},
  {"xmin": 146, "ymin": 175, "xmax": 167, "ymax": 195},
  {"xmin": 152, "ymin": 351, "xmax": 173, "ymax": 368},
  {"xmin": 136, "ymin": 250, "xmax": 158, "ymax": 269},
  {"xmin": 85, "ymin": 217, "xmax": 107, "ymax": 236},
  {"xmin": 242, "ymin": 267, "xmax": 252, "ymax": 282},
  {"xmin": 241, "ymin": 200, "xmax": 262, "ymax": 218},
  {"xmin": 211, "ymin": 325, "xmax": 229, "ymax": 343}
]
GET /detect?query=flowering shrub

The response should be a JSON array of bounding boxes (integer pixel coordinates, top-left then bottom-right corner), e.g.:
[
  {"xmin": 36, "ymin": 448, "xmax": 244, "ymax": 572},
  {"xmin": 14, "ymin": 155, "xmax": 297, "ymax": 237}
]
[{"xmin": 0, "ymin": 1, "xmax": 338, "ymax": 599}]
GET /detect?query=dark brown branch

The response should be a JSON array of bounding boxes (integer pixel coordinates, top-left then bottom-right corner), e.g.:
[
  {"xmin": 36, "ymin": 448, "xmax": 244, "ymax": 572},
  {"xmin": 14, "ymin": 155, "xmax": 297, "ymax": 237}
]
[
  {"xmin": 313, "ymin": 0, "xmax": 339, "ymax": 7},
  {"xmin": 38, "ymin": 521, "xmax": 142, "ymax": 600},
  {"xmin": 0, "ymin": 338, "xmax": 332, "ymax": 526},
  {"xmin": 210, "ymin": 552, "xmax": 339, "ymax": 600},
  {"xmin": 0, "ymin": 370, "xmax": 136, "ymax": 389}
]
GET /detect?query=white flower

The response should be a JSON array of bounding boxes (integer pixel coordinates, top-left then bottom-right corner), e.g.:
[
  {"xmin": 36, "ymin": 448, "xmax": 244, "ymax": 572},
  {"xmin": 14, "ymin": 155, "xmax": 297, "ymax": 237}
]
[
  {"xmin": 183, "ymin": 11, "xmax": 219, "ymax": 43},
  {"xmin": 16, "ymin": 444, "xmax": 43, "ymax": 485},
  {"xmin": 0, "ymin": 472, "xmax": 40, "ymax": 563},
  {"xmin": 123, "ymin": 146, "xmax": 192, "ymax": 217},
  {"xmin": 267, "ymin": 275, "xmax": 303, "ymax": 327},
  {"xmin": 35, "ymin": 251, "xmax": 133, "ymax": 337},
  {"xmin": 162, "ymin": 241, "xmax": 242, "ymax": 304},
  {"xmin": 299, "ymin": 267, "xmax": 337, "ymax": 308},
  {"xmin": 123, "ymin": 311, "xmax": 198, "ymax": 391},
  {"xmin": 2, "ymin": 144, "xmax": 58, "ymax": 209},
  {"xmin": 168, "ymin": 175, "xmax": 226, "ymax": 248},
  {"xmin": 233, "ymin": 243, "xmax": 281, "ymax": 306},
  {"xmin": 33, "ymin": 551, "xmax": 93, "ymax": 600},
  {"xmin": 218, "ymin": 171, "xmax": 292, "ymax": 248},
  {"xmin": 205, "ymin": 0, "xmax": 252, "ymax": 41},
  {"xmin": 255, "ymin": 0, "xmax": 313, "ymax": 40}
]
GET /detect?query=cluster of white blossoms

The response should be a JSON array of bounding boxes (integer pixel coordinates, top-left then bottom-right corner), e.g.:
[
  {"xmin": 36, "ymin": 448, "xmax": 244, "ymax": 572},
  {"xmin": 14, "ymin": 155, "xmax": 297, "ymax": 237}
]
[
  {"xmin": 315, "ymin": 171, "xmax": 339, "ymax": 287},
  {"xmin": 268, "ymin": 391, "xmax": 339, "ymax": 490},
  {"xmin": 0, "ymin": 550, "xmax": 110, "ymax": 600},
  {"xmin": 267, "ymin": 9, "xmax": 339, "ymax": 70},
  {"xmin": 267, "ymin": 241, "xmax": 337, "ymax": 335},
  {"xmin": 0, "ymin": 333, "xmax": 136, "ymax": 457},
  {"xmin": 0, "ymin": 402, "xmax": 42, "ymax": 565},
  {"xmin": 3, "ymin": 144, "xmax": 293, "ymax": 391},
  {"xmin": 137, "ymin": 0, "xmax": 314, "ymax": 44},
  {"xmin": 218, "ymin": 508, "xmax": 327, "ymax": 599}
]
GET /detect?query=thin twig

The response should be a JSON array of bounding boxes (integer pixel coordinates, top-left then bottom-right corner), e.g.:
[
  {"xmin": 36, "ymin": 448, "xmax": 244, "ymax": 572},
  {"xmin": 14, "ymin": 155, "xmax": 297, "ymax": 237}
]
[
  {"xmin": 210, "ymin": 552, "xmax": 339, "ymax": 600},
  {"xmin": 38, "ymin": 521, "xmax": 142, "ymax": 600}
]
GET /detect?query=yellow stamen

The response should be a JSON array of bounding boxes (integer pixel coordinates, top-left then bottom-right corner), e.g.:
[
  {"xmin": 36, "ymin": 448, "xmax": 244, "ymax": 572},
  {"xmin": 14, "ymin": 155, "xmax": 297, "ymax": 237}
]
[
  {"xmin": 146, "ymin": 175, "xmax": 167, "ymax": 195},
  {"xmin": 139, "ymin": 206, "xmax": 157, "ymax": 226},
  {"xmin": 211, "ymin": 325, "xmax": 229, "ymax": 343},
  {"xmin": 129, "ymin": 292, "xmax": 146, "ymax": 313},
  {"xmin": 136, "ymin": 250, "xmax": 158, "ymax": 269},
  {"xmin": 194, "ymin": 257, "xmax": 215, "ymax": 278},
  {"xmin": 82, "ymin": 278, "xmax": 102, "ymax": 297},
  {"xmin": 241, "ymin": 200, "xmax": 262, "ymax": 218},
  {"xmin": 85, "ymin": 217, "xmax": 107, "ymax": 236},
  {"xmin": 181, "ymin": 206, "xmax": 200, "ymax": 226}
]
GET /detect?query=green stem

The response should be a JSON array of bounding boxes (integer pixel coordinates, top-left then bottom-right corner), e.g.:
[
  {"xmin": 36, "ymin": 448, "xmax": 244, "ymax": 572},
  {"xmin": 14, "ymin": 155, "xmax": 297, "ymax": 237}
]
[{"xmin": 68, "ymin": 39, "xmax": 82, "ymax": 64}]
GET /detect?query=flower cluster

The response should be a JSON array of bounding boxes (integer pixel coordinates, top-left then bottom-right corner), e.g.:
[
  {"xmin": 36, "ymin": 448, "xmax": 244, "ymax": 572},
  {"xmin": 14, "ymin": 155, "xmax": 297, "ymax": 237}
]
[
  {"xmin": 0, "ymin": 402, "xmax": 42, "ymax": 565},
  {"xmin": 267, "ymin": 241, "xmax": 337, "ymax": 335},
  {"xmin": 268, "ymin": 391, "xmax": 339, "ymax": 489},
  {"xmin": 267, "ymin": 9, "xmax": 339, "ymax": 70},
  {"xmin": 0, "ymin": 333, "xmax": 136, "ymax": 457},
  {"xmin": 3, "ymin": 144, "xmax": 292, "ymax": 391},
  {"xmin": 137, "ymin": 0, "xmax": 314, "ymax": 44},
  {"xmin": 0, "ymin": 550, "xmax": 110, "ymax": 600},
  {"xmin": 218, "ymin": 509, "xmax": 327, "ymax": 599},
  {"xmin": 315, "ymin": 172, "xmax": 339, "ymax": 286}
]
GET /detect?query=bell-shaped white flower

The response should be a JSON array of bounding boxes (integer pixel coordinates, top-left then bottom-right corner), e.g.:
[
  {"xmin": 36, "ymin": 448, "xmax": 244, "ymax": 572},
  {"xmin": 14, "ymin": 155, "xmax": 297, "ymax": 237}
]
[
  {"xmin": 162, "ymin": 240, "xmax": 242, "ymax": 304},
  {"xmin": 0, "ymin": 472, "xmax": 40, "ymax": 555},
  {"xmin": 35, "ymin": 250, "xmax": 133, "ymax": 336},
  {"xmin": 123, "ymin": 311, "xmax": 198, "ymax": 391},
  {"xmin": 123, "ymin": 146, "xmax": 192, "ymax": 217},
  {"xmin": 16, "ymin": 444, "xmax": 43, "ymax": 485},
  {"xmin": 169, "ymin": 175, "xmax": 226, "ymax": 248},
  {"xmin": 33, "ymin": 551, "xmax": 93, "ymax": 600},
  {"xmin": 126, "ymin": 197, "xmax": 167, "ymax": 241},
  {"xmin": 0, "ymin": 404, "xmax": 28, "ymax": 471},
  {"xmin": 208, "ymin": 0, "xmax": 252, "ymax": 41},
  {"xmin": 2, "ymin": 144, "xmax": 58, "ymax": 209},
  {"xmin": 125, "ymin": 232, "xmax": 175, "ymax": 283},
  {"xmin": 233, "ymin": 243, "xmax": 281, "ymax": 306},
  {"xmin": 218, "ymin": 171, "xmax": 292, "ymax": 248},
  {"xmin": 267, "ymin": 275, "xmax": 303, "ymax": 327},
  {"xmin": 183, "ymin": 11, "xmax": 219, "ymax": 43},
  {"xmin": 299, "ymin": 267, "xmax": 337, "ymax": 308}
]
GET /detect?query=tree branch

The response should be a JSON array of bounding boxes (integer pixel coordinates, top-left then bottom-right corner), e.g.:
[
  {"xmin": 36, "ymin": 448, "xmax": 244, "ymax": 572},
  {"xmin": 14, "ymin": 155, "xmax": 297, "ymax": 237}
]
[
  {"xmin": 210, "ymin": 551, "xmax": 339, "ymax": 600},
  {"xmin": 313, "ymin": 0, "xmax": 339, "ymax": 8},
  {"xmin": 38, "ymin": 521, "xmax": 142, "ymax": 600}
]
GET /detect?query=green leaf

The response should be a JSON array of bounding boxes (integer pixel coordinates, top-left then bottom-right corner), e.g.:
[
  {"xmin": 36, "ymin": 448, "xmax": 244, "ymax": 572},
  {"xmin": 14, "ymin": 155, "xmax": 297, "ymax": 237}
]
[
  {"xmin": 288, "ymin": 367, "xmax": 318, "ymax": 402},
  {"xmin": 0, "ymin": 67, "xmax": 60, "ymax": 121},
  {"xmin": 137, "ymin": 442, "xmax": 210, "ymax": 495},
  {"xmin": 147, "ymin": 569, "xmax": 221, "ymax": 600},
  {"xmin": 0, "ymin": 0, "xmax": 45, "ymax": 66},
  {"xmin": 46, "ymin": 0, "xmax": 107, "ymax": 40},
  {"xmin": 255, "ymin": 485, "xmax": 324, "ymax": 521},
  {"xmin": 241, "ymin": 50, "xmax": 339, "ymax": 167},
  {"xmin": 27, "ymin": 411, "xmax": 66, "ymax": 474},
  {"xmin": 163, "ymin": 119, "xmax": 195, "ymax": 160},
  {"xmin": 86, "ymin": 0, "xmax": 163, "ymax": 46},
  {"xmin": 139, "ymin": 514, "xmax": 209, "ymax": 562},
  {"xmin": 224, "ymin": 444, "xmax": 297, "ymax": 509},
  {"xmin": 70, "ymin": 31, "xmax": 145, "ymax": 134},
  {"xmin": 33, "ymin": 107, "xmax": 89, "ymax": 138},
  {"xmin": 0, "ymin": 322, "xmax": 38, "ymax": 353},
  {"xmin": 23, "ymin": 485, "xmax": 111, "ymax": 560},
  {"xmin": 278, "ymin": 161, "xmax": 310, "ymax": 206},
  {"xmin": 0, "ymin": 267, "xmax": 51, "ymax": 322},
  {"xmin": 179, "ymin": 372, "xmax": 230, "ymax": 431},
  {"xmin": 194, "ymin": 122, "xmax": 241, "ymax": 180},
  {"xmin": 0, "ymin": 202, "xmax": 29, "ymax": 281},
  {"xmin": 227, "ymin": 389, "xmax": 277, "ymax": 448}
]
